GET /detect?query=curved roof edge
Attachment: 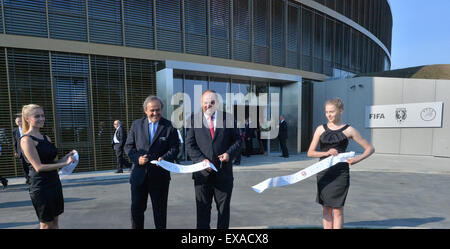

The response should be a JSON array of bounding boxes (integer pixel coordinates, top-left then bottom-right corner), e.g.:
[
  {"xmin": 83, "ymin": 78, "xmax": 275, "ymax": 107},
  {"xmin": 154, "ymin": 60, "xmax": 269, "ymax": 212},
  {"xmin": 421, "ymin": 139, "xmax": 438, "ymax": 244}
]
[{"xmin": 295, "ymin": 0, "xmax": 391, "ymax": 61}]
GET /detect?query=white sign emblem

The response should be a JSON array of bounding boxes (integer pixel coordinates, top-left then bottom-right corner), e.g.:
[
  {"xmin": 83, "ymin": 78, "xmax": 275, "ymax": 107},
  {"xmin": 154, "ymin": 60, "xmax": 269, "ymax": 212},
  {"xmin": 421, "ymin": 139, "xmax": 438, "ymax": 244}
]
[{"xmin": 420, "ymin": 107, "xmax": 436, "ymax": 121}]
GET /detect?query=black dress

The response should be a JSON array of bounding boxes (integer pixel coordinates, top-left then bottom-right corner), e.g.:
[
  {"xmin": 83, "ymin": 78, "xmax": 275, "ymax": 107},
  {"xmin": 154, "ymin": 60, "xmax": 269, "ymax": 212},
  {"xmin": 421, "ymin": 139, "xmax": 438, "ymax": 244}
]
[
  {"xmin": 316, "ymin": 124, "xmax": 350, "ymax": 208},
  {"xmin": 23, "ymin": 134, "xmax": 64, "ymax": 222}
]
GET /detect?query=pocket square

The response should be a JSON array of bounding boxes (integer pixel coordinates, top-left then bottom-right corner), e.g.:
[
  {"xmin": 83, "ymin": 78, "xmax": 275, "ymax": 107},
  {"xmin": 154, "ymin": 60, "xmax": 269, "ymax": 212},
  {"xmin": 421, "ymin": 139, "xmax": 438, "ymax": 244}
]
[{"xmin": 160, "ymin": 137, "xmax": 167, "ymax": 141}]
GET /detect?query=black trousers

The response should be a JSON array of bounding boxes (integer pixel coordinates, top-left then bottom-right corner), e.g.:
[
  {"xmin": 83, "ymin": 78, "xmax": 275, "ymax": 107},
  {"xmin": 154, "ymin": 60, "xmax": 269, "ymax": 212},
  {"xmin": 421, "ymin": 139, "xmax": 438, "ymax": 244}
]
[
  {"xmin": 195, "ymin": 182, "xmax": 232, "ymax": 229},
  {"xmin": 279, "ymin": 138, "xmax": 289, "ymax": 156},
  {"xmin": 245, "ymin": 138, "xmax": 253, "ymax": 156},
  {"xmin": 114, "ymin": 145, "xmax": 130, "ymax": 169},
  {"xmin": 130, "ymin": 178, "xmax": 170, "ymax": 229}
]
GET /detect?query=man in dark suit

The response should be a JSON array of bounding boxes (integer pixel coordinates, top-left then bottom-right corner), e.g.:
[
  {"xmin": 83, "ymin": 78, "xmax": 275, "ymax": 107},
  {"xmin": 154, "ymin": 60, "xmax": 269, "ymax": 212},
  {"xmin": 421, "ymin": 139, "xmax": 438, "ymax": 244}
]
[
  {"xmin": 244, "ymin": 119, "xmax": 255, "ymax": 157},
  {"xmin": 112, "ymin": 120, "xmax": 130, "ymax": 173},
  {"xmin": 125, "ymin": 96, "xmax": 179, "ymax": 229},
  {"xmin": 186, "ymin": 90, "xmax": 241, "ymax": 229},
  {"xmin": 13, "ymin": 116, "xmax": 30, "ymax": 184},
  {"xmin": 278, "ymin": 115, "xmax": 289, "ymax": 158}
]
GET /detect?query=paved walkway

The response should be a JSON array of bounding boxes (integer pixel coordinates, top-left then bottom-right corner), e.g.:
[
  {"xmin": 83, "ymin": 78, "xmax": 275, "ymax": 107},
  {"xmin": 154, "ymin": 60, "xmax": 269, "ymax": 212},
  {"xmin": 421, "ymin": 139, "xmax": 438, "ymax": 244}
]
[{"xmin": 1, "ymin": 153, "xmax": 449, "ymax": 229}]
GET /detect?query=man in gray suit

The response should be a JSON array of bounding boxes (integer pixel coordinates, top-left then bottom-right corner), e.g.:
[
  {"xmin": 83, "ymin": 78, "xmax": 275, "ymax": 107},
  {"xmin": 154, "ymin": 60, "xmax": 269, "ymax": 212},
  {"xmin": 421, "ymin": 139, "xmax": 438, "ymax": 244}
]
[{"xmin": 125, "ymin": 96, "xmax": 179, "ymax": 229}]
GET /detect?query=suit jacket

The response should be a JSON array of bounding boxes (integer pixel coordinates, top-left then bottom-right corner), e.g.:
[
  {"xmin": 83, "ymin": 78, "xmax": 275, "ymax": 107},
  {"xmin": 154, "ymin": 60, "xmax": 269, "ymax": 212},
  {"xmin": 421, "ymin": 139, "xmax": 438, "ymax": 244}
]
[
  {"xmin": 13, "ymin": 128, "xmax": 22, "ymax": 156},
  {"xmin": 125, "ymin": 117, "xmax": 179, "ymax": 186},
  {"xmin": 186, "ymin": 111, "xmax": 241, "ymax": 190},
  {"xmin": 244, "ymin": 123, "xmax": 256, "ymax": 139},
  {"xmin": 112, "ymin": 126, "xmax": 127, "ymax": 150},
  {"xmin": 279, "ymin": 120, "xmax": 288, "ymax": 140}
]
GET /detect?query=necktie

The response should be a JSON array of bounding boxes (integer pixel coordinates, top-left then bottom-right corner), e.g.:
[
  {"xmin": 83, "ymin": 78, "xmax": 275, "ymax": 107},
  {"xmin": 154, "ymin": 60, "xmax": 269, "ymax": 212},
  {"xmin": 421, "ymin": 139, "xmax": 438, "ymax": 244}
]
[
  {"xmin": 208, "ymin": 116, "xmax": 214, "ymax": 140},
  {"xmin": 150, "ymin": 123, "xmax": 155, "ymax": 142}
]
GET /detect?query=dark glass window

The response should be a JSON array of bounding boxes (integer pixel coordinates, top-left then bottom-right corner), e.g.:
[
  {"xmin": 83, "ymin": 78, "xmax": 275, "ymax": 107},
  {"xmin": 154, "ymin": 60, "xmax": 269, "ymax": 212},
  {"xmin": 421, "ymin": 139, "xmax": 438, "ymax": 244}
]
[
  {"xmin": 90, "ymin": 55, "xmax": 126, "ymax": 171},
  {"xmin": 0, "ymin": 48, "xmax": 14, "ymax": 177},
  {"xmin": 88, "ymin": 0, "xmax": 123, "ymax": 45},
  {"xmin": 7, "ymin": 48, "xmax": 54, "ymax": 139},
  {"xmin": 350, "ymin": 29, "xmax": 359, "ymax": 72},
  {"xmin": 126, "ymin": 58, "xmax": 157, "ymax": 122},
  {"xmin": 271, "ymin": 0, "xmax": 285, "ymax": 67},
  {"xmin": 124, "ymin": 0, "xmax": 154, "ymax": 49},
  {"xmin": 314, "ymin": 13, "xmax": 324, "ymax": 73},
  {"xmin": 185, "ymin": 0, "xmax": 208, "ymax": 56},
  {"xmin": 287, "ymin": 4, "xmax": 299, "ymax": 69},
  {"xmin": 253, "ymin": 0, "xmax": 269, "ymax": 64},
  {"xmin": 342, "ymin": 24, "xmax": 350, "ymax": 70},
  {"xmin": 324, "ymin": 18, "xmax": 334, "ymax": 75},
  {"xmin": 3, "ymin": 0, "xmax": 47, "ymax": 37},
  {"xmin": 156, "ymin": 0, "xmax": 182, "ymax": 52},
  {"xmin": 351, "ymin": 0, "xmax": 359, "ymax": 23},
  {"xmin": 344, "ymin": 0, "xmax": 351, "ymax": 18},
  {"xmin": 52, "ymin": 52, "xmax": 93, "ymax": 172},
  {"xmin": 0, "ymin": 1, "xmax": 3, "ymax": 33},
  {"xmin": 301, "ymin": 8, "xmax": 313, "ymax": 71},
  {"xmin": 335, "ymin": 0, "xmax": 344, "ymax": 14},
  {"xmin": 233, "ymin": 0, "xmax": 251, "ymax": 62},
  {"xmin": 325, "ymin": 0, "xmax": 335, "ymax": 10},
  {"xmin": 334, "ymin": 21, "xmax": 343, "ymax": 69},
  {"xmin": 210, "ymin": 0, "xmax": 231, "ymax": 59},
  {"xmin": 48, "ymin": 0, "xmax": 88, "ymax": 41}
]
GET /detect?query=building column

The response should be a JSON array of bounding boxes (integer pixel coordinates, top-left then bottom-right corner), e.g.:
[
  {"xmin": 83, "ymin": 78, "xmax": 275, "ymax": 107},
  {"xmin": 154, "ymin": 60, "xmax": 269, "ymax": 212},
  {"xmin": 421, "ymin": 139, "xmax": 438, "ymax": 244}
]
[{"xmin": 156, "ymin": 68, "xmax": 174, "ymax": 120}]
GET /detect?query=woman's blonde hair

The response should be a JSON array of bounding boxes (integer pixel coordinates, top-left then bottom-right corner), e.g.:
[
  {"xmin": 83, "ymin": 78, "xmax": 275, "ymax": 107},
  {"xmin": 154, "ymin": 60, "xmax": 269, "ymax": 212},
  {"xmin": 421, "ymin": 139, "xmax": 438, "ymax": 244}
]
[
  {"xmin": 325, "ymin": 98, "xmax": 344, "ymax": 111},
  {"xmin": 21, "ymin": 104, "xmax": 42, "ymax": 134}
]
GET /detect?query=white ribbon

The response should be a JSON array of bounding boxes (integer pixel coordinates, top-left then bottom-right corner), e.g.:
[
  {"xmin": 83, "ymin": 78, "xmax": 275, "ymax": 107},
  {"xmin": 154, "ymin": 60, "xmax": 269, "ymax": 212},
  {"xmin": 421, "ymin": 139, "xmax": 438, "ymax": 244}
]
[
  {"xmin": 59, "ymin": 151, "xmax": 79, "ymax": 179},
  {"xmin": 251, "ymin": 151, "xmax": 355, "ymax": 193},
  {"xmin": 151, "ymin": 160, "xmax": 218, "ymax": 174}
]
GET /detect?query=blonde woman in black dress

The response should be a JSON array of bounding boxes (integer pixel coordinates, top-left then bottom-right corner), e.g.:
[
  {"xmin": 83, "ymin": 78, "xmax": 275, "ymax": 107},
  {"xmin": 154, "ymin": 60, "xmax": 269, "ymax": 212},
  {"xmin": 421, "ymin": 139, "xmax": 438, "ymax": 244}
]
[
  {"xmin": 307, "ymin": 98, "xmax": 374, "ymax": 229},
  {"xmin": 20, "ymin": 104, "xmax": 76, "ymax": 229}
]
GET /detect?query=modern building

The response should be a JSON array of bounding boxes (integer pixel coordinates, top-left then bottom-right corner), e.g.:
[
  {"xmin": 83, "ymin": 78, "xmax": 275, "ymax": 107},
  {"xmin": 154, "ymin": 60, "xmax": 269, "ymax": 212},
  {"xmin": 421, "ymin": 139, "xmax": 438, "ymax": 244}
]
[{"xmin": 0, "ymin": 0, "xmax": 392, "ymax": 177}]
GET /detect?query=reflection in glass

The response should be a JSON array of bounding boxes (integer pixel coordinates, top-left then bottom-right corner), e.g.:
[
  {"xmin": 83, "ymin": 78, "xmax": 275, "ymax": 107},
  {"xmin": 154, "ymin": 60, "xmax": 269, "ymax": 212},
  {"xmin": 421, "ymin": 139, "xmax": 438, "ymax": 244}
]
[
  {"xmin": 209, "ymin": 77, "xmax": 230, "ymax": 113},
  {"xmin": 184, "ymin": 75, "xmax": 207, "ymax": 116}
]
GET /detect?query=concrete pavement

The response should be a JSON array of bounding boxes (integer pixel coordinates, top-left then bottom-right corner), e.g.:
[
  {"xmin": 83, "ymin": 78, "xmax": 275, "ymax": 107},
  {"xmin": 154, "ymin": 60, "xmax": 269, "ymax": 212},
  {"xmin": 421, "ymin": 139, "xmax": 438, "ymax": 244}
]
[{"xmin": 1, "ymin": 153, "xmax": 449, "ymax": 229}]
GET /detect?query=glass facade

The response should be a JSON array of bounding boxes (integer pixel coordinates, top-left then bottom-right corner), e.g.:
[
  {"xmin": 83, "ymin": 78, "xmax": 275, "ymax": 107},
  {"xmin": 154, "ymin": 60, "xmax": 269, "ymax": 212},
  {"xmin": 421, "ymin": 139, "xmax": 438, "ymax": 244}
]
[
  {"xmin": 0, "ymin": 0, "xmax": 391, "ymax": 74},
  {"xmin": 0, "ymin": 0, "xmax": 392, "ymax": 177},
  {"xmin": 0, "ymin": 48, "xmax": 158, "ymax": 177}
]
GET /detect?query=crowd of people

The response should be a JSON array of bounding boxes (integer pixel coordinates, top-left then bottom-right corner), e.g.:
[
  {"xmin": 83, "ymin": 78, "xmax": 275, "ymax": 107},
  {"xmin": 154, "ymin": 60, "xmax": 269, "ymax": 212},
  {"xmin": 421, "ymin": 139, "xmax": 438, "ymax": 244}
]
[{"xmin": 1, "ymin": 91, "xmax": 373, "ymax": 230}]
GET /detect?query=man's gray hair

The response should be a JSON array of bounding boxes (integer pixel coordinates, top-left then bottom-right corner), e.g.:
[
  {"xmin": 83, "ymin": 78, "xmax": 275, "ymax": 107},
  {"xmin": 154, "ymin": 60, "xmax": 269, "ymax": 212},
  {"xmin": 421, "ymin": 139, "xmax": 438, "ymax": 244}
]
[{"xmin": 143, "ymin": 95, "xmax": 164, "ymax": 111}]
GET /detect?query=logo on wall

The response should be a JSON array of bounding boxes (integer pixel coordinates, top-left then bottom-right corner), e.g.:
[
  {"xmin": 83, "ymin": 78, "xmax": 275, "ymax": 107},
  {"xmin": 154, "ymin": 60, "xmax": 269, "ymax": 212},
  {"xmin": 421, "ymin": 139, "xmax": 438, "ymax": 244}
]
[
  {"xmin": 395, "ymin": 108, "xmax": 407, "ymax": 124},
  {"xmin": 420, "ymin": 107, "xmax": 437, "ymax": 121}
]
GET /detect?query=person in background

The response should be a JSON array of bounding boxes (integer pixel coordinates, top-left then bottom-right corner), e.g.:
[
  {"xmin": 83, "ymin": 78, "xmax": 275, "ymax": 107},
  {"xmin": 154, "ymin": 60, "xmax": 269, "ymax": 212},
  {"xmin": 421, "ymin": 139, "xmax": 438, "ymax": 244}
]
[
  {"xmin": 112, "ymin": 120, "xmax": 130, "ymax": 173},
  {"xmin": 278, "ymin": 115, "xmax": 289, "ymax": 158},
  {"xmin": 13, "ymin": 116, "xmax": 31, "ymax": 184},
  {"xmin": 244, "ymin": 118, "xmax": 255, "ymax": 157}
]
